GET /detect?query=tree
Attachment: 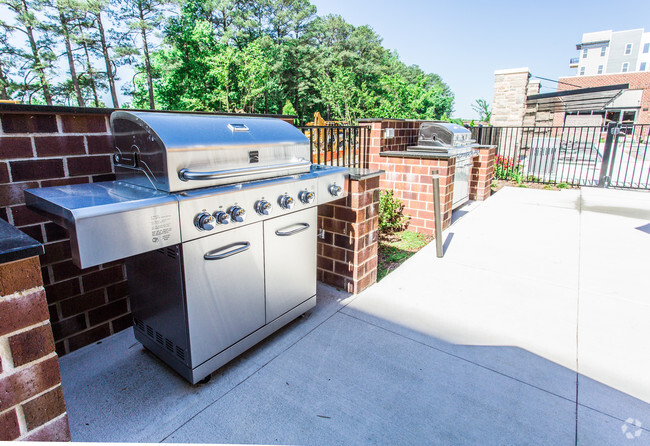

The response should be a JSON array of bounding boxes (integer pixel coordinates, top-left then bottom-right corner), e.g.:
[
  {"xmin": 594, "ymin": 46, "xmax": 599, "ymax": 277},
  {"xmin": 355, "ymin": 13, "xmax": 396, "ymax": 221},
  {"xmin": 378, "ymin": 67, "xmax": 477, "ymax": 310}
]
[
  {"xmin": 0, "ymin": 27, "xmax": 18, "ymax": 99},
  {"xmin": 0, "ymin": 0, "xmax": 57, "ymax": 104},
  {"xmin": 472, "ymin": 98, "xmax": 491, "ymax": 122},
  {"xmin": 117, "ymin": 0, "xmax": 169, "ymax": 109},
  {"xmin": 86, "ymin": 0, "xmax": 129, "ymax": 107},
  {"xmin": 47, "ymin": 0, "xmax": 85, "ymax": 105}
]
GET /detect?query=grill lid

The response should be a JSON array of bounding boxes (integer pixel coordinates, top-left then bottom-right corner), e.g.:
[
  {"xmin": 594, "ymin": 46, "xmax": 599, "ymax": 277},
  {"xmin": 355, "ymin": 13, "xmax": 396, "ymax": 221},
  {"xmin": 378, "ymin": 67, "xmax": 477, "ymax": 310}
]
[
  {"xmin": 111, "ymin": 111, "xmax": 311, "ymax": 193},
  {"xmin": 416, "ymin": 122, "xmax": 474, "ymax": 148}
]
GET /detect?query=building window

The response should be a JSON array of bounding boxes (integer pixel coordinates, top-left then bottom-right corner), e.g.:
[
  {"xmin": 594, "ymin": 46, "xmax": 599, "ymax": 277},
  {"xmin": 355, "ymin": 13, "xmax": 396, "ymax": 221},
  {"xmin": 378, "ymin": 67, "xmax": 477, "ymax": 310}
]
[
  {"xmin": 641, "ymin": 62, "xmax": 647, "ymax": 71},
  {"xmin": 601, "ymin": 46, "xmax": 607, "ymax": 56},
  {"xmin": 625, "ymin": 43, "xmax": 632, "ymax": 55},
  {"xmin": 622, "ymin": 62, "xmax": 629, "ymax": 73},
  {"xmin": 580, "ymin": 67, "xmax": 585, "ymax": 75},
  {"xmin": 644, "ymin": 43, "xmax": 649, "ymax": 53},
  {"xmin": 597, "ymin": 65, "xmax": 603, "ymax": 74},
  {"xmin": 583, "ymin": 48, "xmax": 588, "ymax": 58}
]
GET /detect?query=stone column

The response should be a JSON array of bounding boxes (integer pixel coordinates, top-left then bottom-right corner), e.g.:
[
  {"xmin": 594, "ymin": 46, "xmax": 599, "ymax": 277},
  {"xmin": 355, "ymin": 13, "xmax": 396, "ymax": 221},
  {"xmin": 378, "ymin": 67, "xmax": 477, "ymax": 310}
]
[
  {"xmin": 491, "ymin": 67, "xmax": 531, "ymax": 127},
  {"xmin": 0, "ymin": 220, "xmax": 71, "ymax": 441},
  {"xmin": 317, "ymin": 169, "xmax": 382, "ymax": 294}
]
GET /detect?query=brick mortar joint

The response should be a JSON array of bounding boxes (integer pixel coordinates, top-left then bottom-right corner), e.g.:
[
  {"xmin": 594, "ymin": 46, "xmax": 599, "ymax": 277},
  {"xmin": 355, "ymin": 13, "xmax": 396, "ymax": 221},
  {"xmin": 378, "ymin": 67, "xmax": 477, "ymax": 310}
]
[
  {"xmin": 0, "ymin": 351, "xmax": 57, "ymax": 379},
  {"xmin": 16, "ymin": 411, "xmax": 68, "ymax": 440},
  {"xmin": 0, "ymin": 285, "xmax": 45, "ymax": 303}
]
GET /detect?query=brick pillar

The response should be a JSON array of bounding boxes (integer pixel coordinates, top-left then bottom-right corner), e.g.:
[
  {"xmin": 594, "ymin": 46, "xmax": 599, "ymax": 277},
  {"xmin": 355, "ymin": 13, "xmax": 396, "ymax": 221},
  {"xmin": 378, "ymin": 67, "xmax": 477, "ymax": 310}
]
[
  {"xmin": 469, "ymin": 146, "xmax": 496, "ymax": 202},
  {"xmin": 317, "ymin": 170, "xmax": 381, "ymax": 294},
  {"xmin": 0, "ymin": 223, "xmax": 71, "ymax": 441}
]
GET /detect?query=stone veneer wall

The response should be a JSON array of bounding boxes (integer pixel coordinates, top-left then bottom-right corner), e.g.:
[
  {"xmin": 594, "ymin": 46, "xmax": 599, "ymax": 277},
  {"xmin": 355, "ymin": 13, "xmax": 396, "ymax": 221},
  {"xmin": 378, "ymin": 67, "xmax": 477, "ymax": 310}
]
[
  {"xmin": 0, "ymin": 246, "xmax": 71, "ymax": 441},
  {"xmin": 0, "ymin": 104, "xmax": 296, "ymax": 356},
  {"xmin": 491, "ymin": 68, "xmax": 531, "ymax": 127}
]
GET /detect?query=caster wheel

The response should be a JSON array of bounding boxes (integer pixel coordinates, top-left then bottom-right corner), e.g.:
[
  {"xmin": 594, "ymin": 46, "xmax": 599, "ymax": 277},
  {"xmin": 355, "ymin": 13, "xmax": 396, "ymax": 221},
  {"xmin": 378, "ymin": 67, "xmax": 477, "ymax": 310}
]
[{"xmin": 197, "ymin": 374, "xmax": 211, "ymax": 385}]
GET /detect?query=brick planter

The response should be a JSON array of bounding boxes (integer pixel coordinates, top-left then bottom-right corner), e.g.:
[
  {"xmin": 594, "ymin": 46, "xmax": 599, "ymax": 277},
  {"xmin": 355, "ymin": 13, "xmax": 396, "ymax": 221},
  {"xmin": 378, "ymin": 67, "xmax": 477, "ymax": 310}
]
[{"xmin": 0, "ymin": 220, "xmax": 71, "ymax": 441}]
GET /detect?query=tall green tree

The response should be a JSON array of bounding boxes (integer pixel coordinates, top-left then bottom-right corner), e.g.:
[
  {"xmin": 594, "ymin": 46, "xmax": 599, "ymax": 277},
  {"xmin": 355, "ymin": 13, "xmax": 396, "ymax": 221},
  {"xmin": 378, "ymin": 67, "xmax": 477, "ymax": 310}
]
[
  {"xmin": 117, "ymin": 0, "xmax": 169, "ymax": 109},
  {"xmin": 0, "ymin": 0, "xmax": 57, "ymax": 104},
  {"xmin": 47, "ymin": 0, "xmax": 85, "ymax": 105}
]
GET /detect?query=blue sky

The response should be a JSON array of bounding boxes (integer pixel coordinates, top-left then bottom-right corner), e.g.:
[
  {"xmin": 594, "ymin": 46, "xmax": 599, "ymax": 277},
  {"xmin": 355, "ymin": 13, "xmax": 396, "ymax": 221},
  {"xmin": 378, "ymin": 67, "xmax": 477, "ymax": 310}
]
[{"xmin": 310, "ymin": 0, "xmax": 650, "ymax": 119}]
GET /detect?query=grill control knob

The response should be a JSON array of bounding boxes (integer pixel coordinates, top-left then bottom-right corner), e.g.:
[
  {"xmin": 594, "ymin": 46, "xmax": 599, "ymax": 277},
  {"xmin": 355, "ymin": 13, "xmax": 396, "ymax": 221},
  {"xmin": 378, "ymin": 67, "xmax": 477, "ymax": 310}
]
[
  {"xmin": 229, "ymin": 206, "xmax": 246, "ymax": 223},
  {"xmin": 195, "ymin": 212, "xmax": 216, "ymax": 231},
  {"xmin": 214, "ymin": 211, "xmax": 230, "ymax": 225},
  {"xmin": 255, "ymin": 200, "xmax": 272, "ymax": 215},
  {"xmin": 279, "ymin": 195, "xmax": 295, "ymax": 210},
  {"xmin": 298, "ymin": 190, "xmax": 315, "ymax": 205},
  {"xmin": 328, "ymin": 184, "xmax": 343, "ymax": 197}
]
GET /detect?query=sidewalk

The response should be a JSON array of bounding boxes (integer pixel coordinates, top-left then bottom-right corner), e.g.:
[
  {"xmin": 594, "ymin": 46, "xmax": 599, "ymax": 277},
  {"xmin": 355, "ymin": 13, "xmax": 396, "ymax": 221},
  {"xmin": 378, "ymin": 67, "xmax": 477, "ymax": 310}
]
[{"xmin": 59, "ymin": 186, "xmax": 650, "ymax": 445}]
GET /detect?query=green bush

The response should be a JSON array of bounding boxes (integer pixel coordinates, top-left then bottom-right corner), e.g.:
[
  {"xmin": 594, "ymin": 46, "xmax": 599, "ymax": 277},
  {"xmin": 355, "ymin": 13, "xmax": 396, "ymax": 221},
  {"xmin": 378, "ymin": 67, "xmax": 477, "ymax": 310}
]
[
  {"xmin": 557, "ymin": 182, "xmax": 570, "ymax": 189},
  {"xmin": 378, "ymin": 190, "xmax": 410, "ymax": 233}
]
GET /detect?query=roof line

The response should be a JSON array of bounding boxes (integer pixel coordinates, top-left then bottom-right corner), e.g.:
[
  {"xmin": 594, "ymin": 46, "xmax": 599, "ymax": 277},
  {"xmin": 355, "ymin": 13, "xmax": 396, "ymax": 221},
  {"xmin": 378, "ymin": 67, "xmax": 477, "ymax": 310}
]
[{"xmin": 527, "ymin": 84, "xmax": 628, "ymax": 100}]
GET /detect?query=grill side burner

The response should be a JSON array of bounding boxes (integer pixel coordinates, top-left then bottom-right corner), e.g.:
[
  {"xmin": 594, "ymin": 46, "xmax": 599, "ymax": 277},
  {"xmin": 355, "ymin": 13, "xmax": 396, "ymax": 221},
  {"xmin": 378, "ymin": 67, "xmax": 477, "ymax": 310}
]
[
  {"xmin": 25, "ymin": 111, "xmax": 348, "ymax": 384},
  {"xmin": 407, "ymin": 122, "xmax": 478, "ymax": 209}
]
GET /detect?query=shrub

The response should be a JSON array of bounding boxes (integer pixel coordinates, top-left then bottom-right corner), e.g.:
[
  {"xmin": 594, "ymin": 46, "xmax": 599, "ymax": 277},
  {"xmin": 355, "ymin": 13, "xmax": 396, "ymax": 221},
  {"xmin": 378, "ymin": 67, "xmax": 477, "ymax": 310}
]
[
  {"xmin": 557, "ymin": 182, "xmax": 570, "ymax": 189},
  {"xmin": 379, "ymin": 190, "xmax": 410, "ymax": 233}
]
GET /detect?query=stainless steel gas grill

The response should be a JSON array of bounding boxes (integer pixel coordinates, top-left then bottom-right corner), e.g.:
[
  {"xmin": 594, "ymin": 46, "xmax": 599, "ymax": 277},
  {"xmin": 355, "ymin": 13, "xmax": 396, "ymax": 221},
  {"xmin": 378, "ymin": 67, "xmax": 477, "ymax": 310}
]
[
  {"xmin": 407, "ymin": 122, "xmax": 478, "ymax": 209},
  {"xmin": 25, "ymin": 111, "xmax": 347, "ymax": 384}
]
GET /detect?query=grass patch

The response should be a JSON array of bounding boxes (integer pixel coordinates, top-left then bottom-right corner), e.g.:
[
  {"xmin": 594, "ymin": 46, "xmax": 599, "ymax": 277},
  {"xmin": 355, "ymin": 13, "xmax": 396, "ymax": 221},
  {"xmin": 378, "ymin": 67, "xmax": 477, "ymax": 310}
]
[{"xmin": 378, "ymin": 230, "xmax": 432, "ymax": 281}]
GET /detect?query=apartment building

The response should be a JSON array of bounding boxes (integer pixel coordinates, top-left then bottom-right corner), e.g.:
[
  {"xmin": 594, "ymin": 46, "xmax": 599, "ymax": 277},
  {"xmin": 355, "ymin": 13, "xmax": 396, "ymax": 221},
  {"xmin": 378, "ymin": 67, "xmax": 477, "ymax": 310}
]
[{"xmin": 570, "ymin": 29, "xmax": 650, "ymax": 76}]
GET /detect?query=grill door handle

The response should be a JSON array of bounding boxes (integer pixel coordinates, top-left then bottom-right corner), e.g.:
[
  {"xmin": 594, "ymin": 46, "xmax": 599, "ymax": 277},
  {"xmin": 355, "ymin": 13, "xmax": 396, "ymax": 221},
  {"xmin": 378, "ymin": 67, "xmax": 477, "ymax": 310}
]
[
  {"xmin": 204, "ymin": 242, "xmax": 250, "ymax": 260},
  {"xmin": 179, "ymin": 159, "xmax": 311, "ymax": 182},
  {"xmin": 275, "ymin": 223, "xmax": 310, "ymax": 237}
]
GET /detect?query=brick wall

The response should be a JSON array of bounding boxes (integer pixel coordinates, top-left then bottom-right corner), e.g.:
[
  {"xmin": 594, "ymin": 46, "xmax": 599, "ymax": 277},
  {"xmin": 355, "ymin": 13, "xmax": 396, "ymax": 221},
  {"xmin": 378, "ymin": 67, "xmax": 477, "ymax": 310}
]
[
  {"xmin": 555, "ymin": 72, "xmax": 650, "ymax": 126},
  {"xmin": 0, "ymin": 254, "xmax": 71, "ymax": 441},
  {"xmin": 0, "ymin": 108, "xmax": 130, "ymax": 357},
  {"xmin": 317, "ymin": 172, "xmax": 381, "ymax": 294},
  {"xmin": 364, "ymin": 120, "xmax": 455, "ymax": 235},
  {"xmin": 469, "ymin": 146, "xmax": 496, "ymax": 201}
]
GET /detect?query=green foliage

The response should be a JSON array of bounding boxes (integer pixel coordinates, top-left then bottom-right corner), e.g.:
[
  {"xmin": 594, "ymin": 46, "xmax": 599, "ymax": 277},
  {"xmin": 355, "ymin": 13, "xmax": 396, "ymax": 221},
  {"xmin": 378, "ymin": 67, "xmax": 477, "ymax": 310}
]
[
  {"xmin": 378, "ymin": 190, "xmax": 409, "ymax": 233},
  {"xmin": 495, "ymin": 155, "xmax": 523, "ymax": 183},
  {"xmin": 472, "ymin": 98, "xmax": 491, "ymax": 122},
  {"xmin": 557, "ymin": 182, "xmax": 570, "ymax": 189},
  {"xmin": 378, "ymin": 230, "xmax": 431, "ymax": 281}
]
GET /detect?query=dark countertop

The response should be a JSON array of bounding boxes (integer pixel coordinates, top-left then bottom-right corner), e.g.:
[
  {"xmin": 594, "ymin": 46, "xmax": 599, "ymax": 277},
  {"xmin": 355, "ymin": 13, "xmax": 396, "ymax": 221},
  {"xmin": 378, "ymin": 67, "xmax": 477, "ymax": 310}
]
[
  {"xmin": 348, "ymin": 168, "xmax": 384, "ymax": 180},
  {"xmin": 0, "ymin": 219, "xmax": 44, "ymax": 264},
  {"xmin": 379, "ymin": 150, "xmax": 456, "ymax": 160}
]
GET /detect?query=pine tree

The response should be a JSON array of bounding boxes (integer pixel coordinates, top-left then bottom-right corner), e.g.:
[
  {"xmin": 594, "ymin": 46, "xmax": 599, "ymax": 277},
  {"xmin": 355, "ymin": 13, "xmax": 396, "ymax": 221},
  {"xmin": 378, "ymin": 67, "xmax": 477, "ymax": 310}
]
[
  {"xmin": 117, "ymin": 0, "xmax": 169, "ymax": 109},
  {"xmin": 0, "ymin": 0, "xmax": 57, "ymax": 104},
  {"xmin": 48, "ymin": 0, "xmax": 85, "ymax": 105}
]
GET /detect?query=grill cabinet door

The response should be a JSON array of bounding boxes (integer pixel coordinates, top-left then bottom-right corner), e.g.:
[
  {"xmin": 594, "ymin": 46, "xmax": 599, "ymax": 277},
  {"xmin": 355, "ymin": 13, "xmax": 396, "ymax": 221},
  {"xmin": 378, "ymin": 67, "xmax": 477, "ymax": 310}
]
[
  {"xmin": 183, "ymin": 223, "xmax": 265, "ymax": 368},
  {"xmin": 263, "ymin": 207, "xmax": 317, "ymax": 322}
]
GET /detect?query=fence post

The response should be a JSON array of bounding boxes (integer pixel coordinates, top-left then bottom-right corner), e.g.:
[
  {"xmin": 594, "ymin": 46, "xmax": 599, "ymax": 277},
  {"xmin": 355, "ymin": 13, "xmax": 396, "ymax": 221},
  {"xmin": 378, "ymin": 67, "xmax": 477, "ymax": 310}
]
[
  {"xmin": 598, "ymin": 122, "xmax": 618, "ymax": 188},
  {"xmin": 431, "ymin": 170, "xmax": 444, "ymax": 258}
]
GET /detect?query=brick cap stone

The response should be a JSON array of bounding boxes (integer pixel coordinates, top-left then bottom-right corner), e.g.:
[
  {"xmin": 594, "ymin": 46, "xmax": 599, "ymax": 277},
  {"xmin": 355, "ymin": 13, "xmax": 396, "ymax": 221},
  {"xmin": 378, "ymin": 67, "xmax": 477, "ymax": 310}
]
[
  {"xmin": 494, "ymin": 67, "xmax": 530, "ymax": 75},
  {"xmin": 348, "ymin": 168, "xmax": 384, "ymax": 180}
]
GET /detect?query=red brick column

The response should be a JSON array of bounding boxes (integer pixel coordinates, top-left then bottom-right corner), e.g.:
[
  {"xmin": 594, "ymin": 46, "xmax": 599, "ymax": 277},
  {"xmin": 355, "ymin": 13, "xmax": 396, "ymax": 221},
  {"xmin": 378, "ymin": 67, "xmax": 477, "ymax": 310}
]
[
  {"xmin": 0, "ymin": 254, "xmax": 71, "ymax": 441},
  {"xmin": 469, "ymin": 145, "xmax": 496, "ymax": 201},
  {"xmin": 317, "ymin": 170, "xmax": 381, "ymax": 294}
]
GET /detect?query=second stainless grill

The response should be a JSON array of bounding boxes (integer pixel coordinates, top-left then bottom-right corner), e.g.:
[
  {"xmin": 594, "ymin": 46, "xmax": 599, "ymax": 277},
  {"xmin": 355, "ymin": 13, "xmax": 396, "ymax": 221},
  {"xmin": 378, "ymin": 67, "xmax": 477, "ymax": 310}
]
[{"xmin": 407, "ymin": 122, "xmax": 478, "ymax": 209}]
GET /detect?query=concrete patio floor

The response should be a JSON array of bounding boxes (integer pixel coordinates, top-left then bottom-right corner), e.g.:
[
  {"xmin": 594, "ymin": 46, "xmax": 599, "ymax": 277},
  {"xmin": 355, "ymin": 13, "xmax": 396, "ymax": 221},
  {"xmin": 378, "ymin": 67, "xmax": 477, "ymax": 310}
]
[{"xmin": 59, "ymin": 186, "xmax": 650, "ymax": 445}]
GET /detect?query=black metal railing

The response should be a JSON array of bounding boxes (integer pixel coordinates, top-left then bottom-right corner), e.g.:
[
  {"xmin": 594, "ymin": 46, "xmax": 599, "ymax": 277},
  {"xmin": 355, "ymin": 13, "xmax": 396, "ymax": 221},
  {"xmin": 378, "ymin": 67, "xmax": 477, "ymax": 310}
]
[
  {"xmin": 298, "ymin": 125, "xmax": 370, "ymax": 168},
  {"xmin": 470, "ymin": 125, "xmax": 650, "ymax": 189}
]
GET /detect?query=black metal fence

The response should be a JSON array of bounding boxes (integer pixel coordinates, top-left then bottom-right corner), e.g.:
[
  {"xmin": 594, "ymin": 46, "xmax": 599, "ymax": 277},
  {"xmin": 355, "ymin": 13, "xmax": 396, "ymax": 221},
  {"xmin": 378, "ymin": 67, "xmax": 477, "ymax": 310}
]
[
  {"xmin": 298, "ymin": 125, "xmax": 369, "ymax": 168},
  {"xmin": 471, "ymin": 124, "xmax": 650, "ymax": 190}
]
